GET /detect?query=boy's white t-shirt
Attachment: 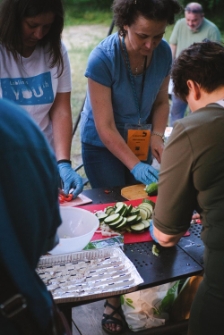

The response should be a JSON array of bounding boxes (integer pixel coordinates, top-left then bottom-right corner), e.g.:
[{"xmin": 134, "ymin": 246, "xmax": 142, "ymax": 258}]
[{"xmin": 0, "ymin": 42, "xmax": 71, "ymax": 148}]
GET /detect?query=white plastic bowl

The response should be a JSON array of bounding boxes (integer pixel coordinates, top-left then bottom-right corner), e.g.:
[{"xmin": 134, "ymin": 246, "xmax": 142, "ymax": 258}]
[{"xmin": 49, "ymin": 207, "xmax": 99, "ymax": 255}]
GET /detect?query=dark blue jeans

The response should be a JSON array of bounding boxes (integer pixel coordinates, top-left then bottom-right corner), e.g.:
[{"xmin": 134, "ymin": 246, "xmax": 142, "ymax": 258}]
[{"xmin": 82, "ymin": 142, "xmax": 151, "ymax": 188}]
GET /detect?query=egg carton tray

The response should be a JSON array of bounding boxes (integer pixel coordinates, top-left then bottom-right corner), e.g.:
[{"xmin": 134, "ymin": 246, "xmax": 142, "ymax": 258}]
[{"xmin": 37, "ymin": 247, "xmax": 143, "ymax": 303}]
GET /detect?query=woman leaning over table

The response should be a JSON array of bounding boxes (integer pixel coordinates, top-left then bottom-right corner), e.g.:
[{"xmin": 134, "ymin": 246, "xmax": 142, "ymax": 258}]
[
  {"xmin": 80, "ymin": 0, "xmax": 182, "ymax": 333},
  {"xmin": 0, "ymin": 0, "xmax": 83, "ymax": 198},
  {"xmin": 80, "ymin": 0, "xmax": 181, "ymax": 190}
]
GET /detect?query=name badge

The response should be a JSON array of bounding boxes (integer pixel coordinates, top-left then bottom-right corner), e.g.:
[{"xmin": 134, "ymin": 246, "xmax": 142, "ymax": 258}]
[{"xmin": 125, "ymin": 124, "xmax": 151, "ymax": 161}]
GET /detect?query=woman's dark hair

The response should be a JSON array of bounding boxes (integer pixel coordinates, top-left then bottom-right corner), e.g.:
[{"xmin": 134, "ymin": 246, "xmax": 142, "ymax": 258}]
[
  {"xmin": 0, "ymin": 0, "xmax": 64, "ymax": 73},
  {"xmin": 112, "ymin": 0, "xmax": 182, "ymax": 35},
  {"xmin": 171, "ymin": 41, "xmax": 224, "ymax": 102}
]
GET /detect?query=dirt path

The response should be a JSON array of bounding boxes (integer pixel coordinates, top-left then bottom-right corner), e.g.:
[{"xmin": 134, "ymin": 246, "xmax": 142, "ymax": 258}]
[
  {"xmin": 62, "ymin": 24, "xmax": 110, "ymax": 50},
  {"xmin": 62, "ymin": 24, "xmax": 112, "ymax": 175}
]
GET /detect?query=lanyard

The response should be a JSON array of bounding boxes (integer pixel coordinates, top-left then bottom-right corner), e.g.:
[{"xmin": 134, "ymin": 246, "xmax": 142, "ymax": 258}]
[{"xmin": 121, "ymin": 36, "xmax": 147, "ymax": 125}]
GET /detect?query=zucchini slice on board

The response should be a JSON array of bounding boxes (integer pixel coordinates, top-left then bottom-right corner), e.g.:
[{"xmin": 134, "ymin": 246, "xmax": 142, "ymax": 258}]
[
  {"xmin": 142, "ymin": 220, "xmax": 150, "ymax": 229},
  {"xmin": 139, "ymin": 208, "xmax": 149, "ymax": 220},
  {"xmin": 116, "ymin": 218, "xmax": 127, "ymax": 230},
  {"xmin": 138, "ymin": 204, "xmax": 152, "ymax": 218},
  {"xmin": 96, "ymin": 213, "xmax": 108, "ymax": 222},
  {"xmin": 108, "ymin": 216, "xmax": 123, "ymax": 227},
  {"xmin": 126, "ymin": 214, "xmax": 138, "ymax": 225},
  {"xmin": 105, "ymin": 206, "xmax": 115, "ymax": 215},
  {"xmin": 131, "ymin": 208, "xmax": 140, "ymax": 215},
  {"xmin": 142, "ymin": 199, "xmax": 155, "ymax": 209},
  {"xmin": 130, "ymin": 222, "xmax": 145, "ymax": 233},
  {"xmin": 120, "ymin": 205, "xmax": 129, "ymax": 217},
  {"xmin": 104, "ymin": 213, "xmax": 120, "ymax": 224},
  {"xmin": 115, "ymin": 203, "xmax": 126, "ymax": 215}
]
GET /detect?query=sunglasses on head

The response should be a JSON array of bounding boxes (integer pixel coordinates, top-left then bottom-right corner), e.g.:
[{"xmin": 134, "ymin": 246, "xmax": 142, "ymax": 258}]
[{"xmin": 185, "ymin": 7, "xmax": 203, "ymax": 14}]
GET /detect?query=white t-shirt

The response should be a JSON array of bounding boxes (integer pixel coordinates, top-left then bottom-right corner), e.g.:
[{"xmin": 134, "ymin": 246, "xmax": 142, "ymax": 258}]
[{"xmin": 0, "ymin": 42, "xmax": 71, "ymax": 147}]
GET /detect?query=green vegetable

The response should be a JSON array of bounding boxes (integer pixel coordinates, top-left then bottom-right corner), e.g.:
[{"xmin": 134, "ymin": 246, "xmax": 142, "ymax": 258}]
[
  {"xmin": 145, "ymin": 182, "xmax": 158, "ymax": 196},
  {"xmin": 142, "ymin": 198, "xmax": 155, "ymax": 209},
  {"xmin": 152, "ymin": 244, "xmax": 160, "ymax": 256},
  {"xmin": 95, "ymin": 200, "xmax": 153, "ymax": 234},
  {"xmin": 130, "ymin": 222, "xmax": 145, "ymax": 233}
]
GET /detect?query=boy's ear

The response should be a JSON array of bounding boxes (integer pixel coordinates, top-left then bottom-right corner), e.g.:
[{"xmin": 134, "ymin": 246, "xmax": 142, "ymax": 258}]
[{"xmin": 187, "ymin": 80, "xmax": 201, "ymax": 100}]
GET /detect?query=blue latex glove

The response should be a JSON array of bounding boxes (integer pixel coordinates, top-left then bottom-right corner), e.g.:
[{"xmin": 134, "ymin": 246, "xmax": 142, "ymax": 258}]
[
  {"xmin": 131, "ymin": 162, "xmax": 159, "ymax": 185},
  {"xmin": 149, "ymin": 219, "xmax": 158, "ymax": 243},
  {"xmin": 58, "ymin": 162, "xmax": 83, "ymax": 198}
]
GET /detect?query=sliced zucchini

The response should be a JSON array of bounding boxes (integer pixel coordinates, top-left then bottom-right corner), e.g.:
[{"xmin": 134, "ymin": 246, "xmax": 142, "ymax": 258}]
[
  {"xmin": 96, "ymin": 213, "xmax": 108, "ymax": 222},
  {"xmin": 136, "ymin": 215, "xmax": 143, "ymax": 223},
  {"xmin": 115, "ymin": 203, "xmax": 126, "ymax": 215},
  {"xmin": 138, "ymin": 205, "xmax": 152, "ymax": 219},
  {"xmin": 131, "ymin": 208, "xmax": 140, "ymax": 215},
  {"xmin": 142, "ymin": 199, "xmax": 155, "ymax": 209},
  {"xmin": 115, "ymin": 202, "xmax": 125, "ymax": 208},
  {"xmin": 139, "ymin": 208, "xmax": 149, "ymax": 220},
  {"xmin": 104, "ymin": 213, "xmax": 120, "ymax": 224},
  {"xmin": 142, "ymin": 220, "xmax": 150, "ymax": 229},
  {"xmin": 105, "ymin": 206, "xmax": 115, "ymax": 215},
  {"xmin": 130, "ymin": 222, "xmax": 145, "ymax": 233},
  {"xmin": 108, "ymin": 216, "xmax": 123, "ymax": 227},
  {"xmin": 116, "ymin": 218, "xmax": 127, "ymax": 230},
  {"xmin": 108, "ymin": 209, "xmax": 115, "ymax": 216},
  {"xmin": 139, "ymin": 202, "xmax": 153, "ymax": 211},
  {"xmin": 120, "ymin": 205, "xmax": 129, "ymax": 217},
  {"xmin": 126, "ymin": 214, "xmax": 138, "ymax": 225},
  {"xmin": 126, "ymin": 204, "xmax": 133, "ymax": 216},
  {"xmin": 152, "ymin": 244, "xmax": 160, "ymax": 256}
]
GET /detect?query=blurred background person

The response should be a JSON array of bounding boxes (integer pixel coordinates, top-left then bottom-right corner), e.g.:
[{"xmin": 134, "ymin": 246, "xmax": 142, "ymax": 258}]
[
  {"xmin": 80, "ymin": 0, "xmax": 182, "ymax": 191},
  {"xmin": 0, "ymin": 98, "xmax": 61, "ymax": 335},
  {"xmin": 0, "ymin": 0, "xmax": 83, "ymax": 198},
  {"xmin": 169, "ymin": 2, "xmax": 221, "ymax": 126},
  {"xmin": 152, "ymin": 40, "xmax": 224, "ymax": 335}
]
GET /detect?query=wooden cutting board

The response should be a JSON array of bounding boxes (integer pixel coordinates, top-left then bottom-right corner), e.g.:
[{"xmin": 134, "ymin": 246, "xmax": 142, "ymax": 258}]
[{"xmin": 121, "ymin": 184, "xmax": 148, "ymax": 200}]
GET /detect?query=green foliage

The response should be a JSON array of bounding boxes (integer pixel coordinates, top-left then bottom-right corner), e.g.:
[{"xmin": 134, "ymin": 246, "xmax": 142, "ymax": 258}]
[
  {"xmin": 64, "ymin": 0, "xmax": 113, "ymax": 9},
  {"xmin": 63, "ymin": 0, "xmax": 224, "ymax": 30},
  {"xmin": 63, "ymin": 0, "xmax": 112, "ymax": 25}
]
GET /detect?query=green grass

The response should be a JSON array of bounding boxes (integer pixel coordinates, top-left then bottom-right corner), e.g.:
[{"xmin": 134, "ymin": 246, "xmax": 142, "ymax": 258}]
[
  {"xmin": 65, "ymin": 10, "xmax": 112, "ymax": 26},
  {"xmin": 64, "ymin": 4, "xmax": 112, "ymax": 26}
]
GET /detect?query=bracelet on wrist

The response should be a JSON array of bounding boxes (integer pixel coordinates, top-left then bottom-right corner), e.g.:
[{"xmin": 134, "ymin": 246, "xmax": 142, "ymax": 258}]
[
  {"xmin": 152, "ymin": 131, "xmax": 165, "ymax": 142},
  {"xmin": 57, "ymin": 159, "xmax": 71, "ymax": 165}
]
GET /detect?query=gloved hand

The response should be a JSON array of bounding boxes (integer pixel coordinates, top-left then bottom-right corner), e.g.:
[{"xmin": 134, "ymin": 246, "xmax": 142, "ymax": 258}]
[
  {"xmin": 131, "ymin": 162, "xmax": 159, "ymax": 185},
  {"xmin": 58, "ymin": 162, "xmax": 83, "ymax": 199},
  {"xmin": 149, "ymin": 219, "xmax": 158, "ymax": 243}
]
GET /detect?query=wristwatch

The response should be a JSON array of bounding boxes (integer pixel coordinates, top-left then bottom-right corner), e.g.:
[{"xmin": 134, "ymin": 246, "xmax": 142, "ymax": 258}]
[{"xmin": 152, "ymin": 131, "xmax": 165, "ymax": 142}]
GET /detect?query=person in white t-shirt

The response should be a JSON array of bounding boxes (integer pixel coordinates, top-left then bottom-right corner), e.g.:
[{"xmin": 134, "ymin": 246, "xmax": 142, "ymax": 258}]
[{"xmin": 0, "ymin": 0, "xmax": 83, "ymax": 198}]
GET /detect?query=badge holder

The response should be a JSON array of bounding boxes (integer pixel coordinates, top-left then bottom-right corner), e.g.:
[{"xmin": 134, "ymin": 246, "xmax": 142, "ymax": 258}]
[{"xmin": 125, "ymin": 123, "xmax": 151, "ymax": 162}]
